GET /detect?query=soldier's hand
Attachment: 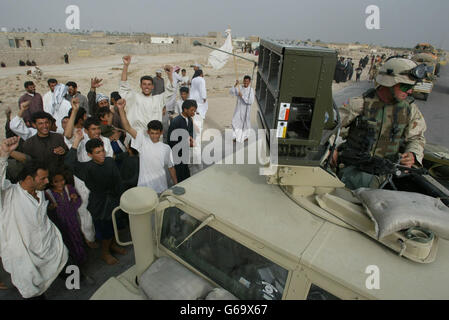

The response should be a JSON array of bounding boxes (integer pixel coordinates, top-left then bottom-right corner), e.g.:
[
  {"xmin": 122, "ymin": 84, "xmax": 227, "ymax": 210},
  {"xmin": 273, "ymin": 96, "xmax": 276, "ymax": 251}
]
[
  {"xmin": 235, "ymin": 80, "xmax": 239, "ymax": 87},
  {"xmin": 90, "ymin": 77, "xmax": 103, "ymax": 89},
  {"xmin": 20, "ymin": 100, "xmax": 30, "ymax": 110},
  {"xmin": 123, "ymin": 56, "xmax": 131, "ymax": 66},
  {"xmin": 400, "ymin": 152, "xmax": 415, "ymax": 168},
  {"xmin": 0, "ymin": 136, "xmax": 20, "ymax": 157}
]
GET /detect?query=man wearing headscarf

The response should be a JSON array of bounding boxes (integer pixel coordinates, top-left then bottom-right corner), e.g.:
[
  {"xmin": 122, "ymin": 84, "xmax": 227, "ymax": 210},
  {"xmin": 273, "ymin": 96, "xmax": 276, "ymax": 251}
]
[
  {"xmin": 152, "ymin": 70, "xmax": 165, "ymax": 96},
  {"xmin": 88, "ymin": 77, "xmax": 110, "ymax": 116},
  {"xmin": 48, "ymin": 84, "xmax": 73, "ymax": 134}
]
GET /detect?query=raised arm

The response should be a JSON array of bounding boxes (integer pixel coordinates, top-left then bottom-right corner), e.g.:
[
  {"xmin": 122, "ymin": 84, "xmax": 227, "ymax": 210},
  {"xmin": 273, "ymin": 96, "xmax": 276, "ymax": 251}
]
[
  {"xmin": 122, "ymin": 56, "xmax": 131, "ymax": 82},
  {"xmin": 161, "ymin": 65, "xmax": 175, "ymax": 106},
  {"xmin": 0, "ymin": 136, "xmax": 20, "ymax": 194},
  {"xmin": 88, "ymin": 77, "xmax": 102, "ymax": 116},
  {"xmin": 64, "ymin": 129, "xmax": 87, "ymax": 181},
  {"xmin": 10, "ymin": 101, "xmax": 36, "ymax": 141},
  {"xmin": 64, "ymin": 97, "xmax": 79, "ymax": 140},
  {"xmin": 116, "ymin": 99, "xmax": 137, "ymax": 139}
]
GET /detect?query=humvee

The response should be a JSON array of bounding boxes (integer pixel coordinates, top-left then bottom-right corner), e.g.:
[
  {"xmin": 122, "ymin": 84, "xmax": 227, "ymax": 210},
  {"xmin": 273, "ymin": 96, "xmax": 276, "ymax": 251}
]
[
  {"xmin": 412, "ymin": 52, "xmax": 439, "ymax": 101},
  {"xmin": 91, "ymin": 40, "xmax": 449, "ymax": 300}
]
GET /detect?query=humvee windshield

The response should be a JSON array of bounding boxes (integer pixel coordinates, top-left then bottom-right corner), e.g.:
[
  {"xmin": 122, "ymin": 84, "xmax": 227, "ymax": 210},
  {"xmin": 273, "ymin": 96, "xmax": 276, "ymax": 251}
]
[{"xmin": 161, "ymin": 207, "xmax": 288, "ymax": 300}]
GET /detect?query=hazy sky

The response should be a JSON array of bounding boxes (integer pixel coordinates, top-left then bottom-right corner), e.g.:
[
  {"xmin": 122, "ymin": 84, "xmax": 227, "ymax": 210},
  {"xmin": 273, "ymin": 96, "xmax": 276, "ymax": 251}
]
[{"xmin": 1, "ymin": 0, "xmax": 448, "ymax": 49}]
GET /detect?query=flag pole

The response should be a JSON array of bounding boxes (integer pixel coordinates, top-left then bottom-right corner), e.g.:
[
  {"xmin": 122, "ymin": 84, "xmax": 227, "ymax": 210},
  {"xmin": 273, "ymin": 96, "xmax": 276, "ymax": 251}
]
[{"xmin": 229, "ymin": 27, "xmax": 241, "ymax": 96}]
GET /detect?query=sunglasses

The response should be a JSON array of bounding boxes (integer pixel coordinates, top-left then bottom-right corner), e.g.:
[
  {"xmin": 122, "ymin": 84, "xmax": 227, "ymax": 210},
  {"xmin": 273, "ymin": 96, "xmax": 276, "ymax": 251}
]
[{"xmin": 399, "ymin": 83, "xmax": 414, "ymax": 92}]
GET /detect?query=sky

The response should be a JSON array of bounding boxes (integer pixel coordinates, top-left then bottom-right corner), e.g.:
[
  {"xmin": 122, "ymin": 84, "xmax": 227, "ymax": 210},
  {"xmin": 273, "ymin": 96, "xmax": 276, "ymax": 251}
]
[{"xmin": 1, "ymin": 0, "xmax": 448, "ymax": 49}]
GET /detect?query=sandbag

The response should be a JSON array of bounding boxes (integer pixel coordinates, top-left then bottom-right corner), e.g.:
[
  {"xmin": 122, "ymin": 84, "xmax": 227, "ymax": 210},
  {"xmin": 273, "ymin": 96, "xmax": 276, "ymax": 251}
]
[
  {"xmin": 353, "ymin": 188, "xmax": 449, "ymax": 240},
  {"xmin": 205, "ymin": 288, "xmax": 238, "ymax": 300},
  {"xmin": 139, "ymin": 256, "xmax": 213, "ymax": 300}
]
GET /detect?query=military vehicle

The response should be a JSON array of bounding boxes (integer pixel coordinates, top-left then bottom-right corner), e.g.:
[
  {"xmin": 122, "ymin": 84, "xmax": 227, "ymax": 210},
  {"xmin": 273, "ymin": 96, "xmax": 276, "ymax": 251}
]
[
  {"xmin": 91, "ymin": 40, "xmax": 449, "ymax": 300},
  {"xmin": 412, "ymin": 52, "xmax": 438, "ymax": 100}
]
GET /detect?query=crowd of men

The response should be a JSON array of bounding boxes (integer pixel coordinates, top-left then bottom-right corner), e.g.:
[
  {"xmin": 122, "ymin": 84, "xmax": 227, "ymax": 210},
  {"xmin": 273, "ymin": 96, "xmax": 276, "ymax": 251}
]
[{"xmin": 0, "ymin": 55, "xmax": 254, "ymax": 299}]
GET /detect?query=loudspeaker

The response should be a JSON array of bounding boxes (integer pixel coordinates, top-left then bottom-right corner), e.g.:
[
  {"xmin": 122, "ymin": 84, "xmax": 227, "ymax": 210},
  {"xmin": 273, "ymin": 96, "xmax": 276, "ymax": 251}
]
[{"xmin": 256, "ymin": 39, "xmax": 337, "ymax": 166}]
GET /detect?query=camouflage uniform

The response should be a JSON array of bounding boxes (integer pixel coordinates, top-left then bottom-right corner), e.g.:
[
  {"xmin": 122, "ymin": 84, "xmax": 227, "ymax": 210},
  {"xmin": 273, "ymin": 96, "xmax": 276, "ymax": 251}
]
[{"xmin": 337, "ymin": 90, "xmax": 426, "ymax": 189}]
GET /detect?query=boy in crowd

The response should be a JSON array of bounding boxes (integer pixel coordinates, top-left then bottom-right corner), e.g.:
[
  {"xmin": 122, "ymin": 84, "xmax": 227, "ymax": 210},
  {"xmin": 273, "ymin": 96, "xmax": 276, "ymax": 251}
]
[
  {"xmin": 168, "ymin": 99, "xmax": 197, "ymax": 183},
  {"xmin": 65, "ymin": 130, "xmax": 126, "ymax": 265},
  {"xmin": 117, "ymin": 99, "xmax": 177, "ymax": 193}
]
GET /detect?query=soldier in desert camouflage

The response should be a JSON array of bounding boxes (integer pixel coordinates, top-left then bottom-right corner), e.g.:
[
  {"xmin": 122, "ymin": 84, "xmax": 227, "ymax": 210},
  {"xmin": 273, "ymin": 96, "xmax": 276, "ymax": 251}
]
[{"xmin": 333, "ymin": 57, "xmax": 427, "ymax": 189}]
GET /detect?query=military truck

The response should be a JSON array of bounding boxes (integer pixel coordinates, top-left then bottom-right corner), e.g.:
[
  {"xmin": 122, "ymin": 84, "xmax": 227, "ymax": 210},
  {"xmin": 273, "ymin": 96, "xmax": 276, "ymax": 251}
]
[
  {"xmin": 91, "ymin": 40, "xmax": 449, "ymax": 300},
  {"xmin": 412, "ymin": 53, "xmax": 439, "ymax": 101}
]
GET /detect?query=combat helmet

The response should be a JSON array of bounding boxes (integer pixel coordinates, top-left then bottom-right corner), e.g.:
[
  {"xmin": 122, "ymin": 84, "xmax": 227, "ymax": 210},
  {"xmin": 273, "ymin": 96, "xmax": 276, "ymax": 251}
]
[{"xmin": 375, "ymin": 58, "xmax": 426, "ymax": 87}]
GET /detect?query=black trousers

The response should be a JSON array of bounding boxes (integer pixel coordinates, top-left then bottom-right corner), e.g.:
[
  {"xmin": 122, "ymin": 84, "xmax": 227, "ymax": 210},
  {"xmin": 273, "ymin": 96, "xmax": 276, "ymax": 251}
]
[{"xmin": 175, "ymin": 163, "xmax": 190, "ymax": 183}]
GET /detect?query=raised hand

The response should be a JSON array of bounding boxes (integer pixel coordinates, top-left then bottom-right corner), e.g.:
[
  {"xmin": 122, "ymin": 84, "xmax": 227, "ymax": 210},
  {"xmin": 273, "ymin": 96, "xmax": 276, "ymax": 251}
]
[
  {"xmin": 164, "ymin": 65, "xmax": 173, "ymax": 74},
  {"xmin": 116, "ymin": 98, "xmax": 126, "ymax": 111},
  {"xmin": 234, "ymin": 80, "xmax": 240, "ymax": 87},
  {"xmin": 74, "ymin": 128, "xmax": 84, "ymax": 141},
  {"xmin": 90, "ymin": 77, "xmax": 103, "ymax": 89},
  {"xmin": 71, "ymin": 97, "xmax": 80, "ymax": 110},
  {"xmin": 0, "ymin": 136, "xmax": 20, "ymax": 158},
  {"xmin": 20, "ymin": 100, "xmax": 30, "ymax": 111},
  {"xmin": 123, "ymin": 56, "xmax": 131, "ymax": 66}
]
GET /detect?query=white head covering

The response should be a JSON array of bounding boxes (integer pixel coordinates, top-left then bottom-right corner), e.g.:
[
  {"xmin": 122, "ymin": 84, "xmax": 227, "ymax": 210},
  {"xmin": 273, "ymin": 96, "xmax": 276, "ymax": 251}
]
[
  {"xmin": 51, "ymin": 84, "xmax": 68, "ymax": 114},
  {"xmin": 156, "ymin": 69, "xmax": 163, "ymax": 74},
  {"xmin": 96, "ymin": 93, "xmax": 109, "ymax": 103}
]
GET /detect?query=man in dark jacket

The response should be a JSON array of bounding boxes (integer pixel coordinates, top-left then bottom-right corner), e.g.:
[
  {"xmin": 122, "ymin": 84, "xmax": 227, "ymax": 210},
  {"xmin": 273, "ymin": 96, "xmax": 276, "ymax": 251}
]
[
  {"xmin": 167, "ymin": 99, "xmax": 197, "ymax": 182},
  {"xmin": 18, "ymin": 81, "xmax": 43, "ymax": 125}
]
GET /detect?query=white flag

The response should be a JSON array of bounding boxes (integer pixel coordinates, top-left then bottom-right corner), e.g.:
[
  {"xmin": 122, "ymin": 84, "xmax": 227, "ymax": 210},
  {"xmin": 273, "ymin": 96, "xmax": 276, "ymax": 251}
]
[{"xmin": 208, "ymin": 29, "xmax": 233, "ymax": 70}]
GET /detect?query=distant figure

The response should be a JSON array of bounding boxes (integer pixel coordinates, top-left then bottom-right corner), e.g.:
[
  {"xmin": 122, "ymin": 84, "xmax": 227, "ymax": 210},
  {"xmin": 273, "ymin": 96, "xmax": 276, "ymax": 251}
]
[
  {"xmin": 26, "ymin": 60, "xmax": 32, "ymax": 66},
  {"xmin": 152, "ymin": 70, "xmax": 165, "ymax": 96},
  {"xmin": 355, "ymin": 66, "xmax": 362, "ymax": 82},
  {"xmin": 1, "ymin": 62, "xmax": 5, "ymax": 68},
  {"xmin": 31, "ymin": 60, "xmax": 36, "ymax": 66},
  {"xmin": 334, "ymin": 57, "xmax": 346, "ymax": 83},
  {"xmin": 64, "ymin": 53, "xmax": 69, "ymax": 64},
  {"xmin": 346, "ymin": 58, "xmax": 354, "ymax": 81},
  {"xmin": 19, "ymin": 60, "xmax": 26, "ymax": 66}
]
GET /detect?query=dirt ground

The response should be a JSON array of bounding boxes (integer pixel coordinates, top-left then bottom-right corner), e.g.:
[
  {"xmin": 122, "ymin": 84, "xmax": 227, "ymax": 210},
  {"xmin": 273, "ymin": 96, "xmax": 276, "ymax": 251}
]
[{"xmin": 0, "ymin": 45, "xmax": 391, "ymax": 140}]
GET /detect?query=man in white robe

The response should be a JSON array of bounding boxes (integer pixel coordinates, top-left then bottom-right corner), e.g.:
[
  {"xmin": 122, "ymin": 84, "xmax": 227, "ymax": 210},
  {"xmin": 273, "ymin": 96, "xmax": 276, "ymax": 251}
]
[
  {"xmin": 230, "ymin": 76, "xmax": 255, "ymax": 143},
  {"xmin": 119, "ymin": 56, "xmax": 175, "ymax": 132},
  {"xmin": 190, "ymin": 70, "xmax": 208, "ymax": 119},
  {"xmin": 47, "ymin": 84, "xmax": 72, "ymax": 134},
  {"xmin": 0, "ymin": 136, "xmax": 68, "ymax": 298},
  {"xmin": 42, "ymin": 79, "xmax": 57, "ymax": 114}
]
